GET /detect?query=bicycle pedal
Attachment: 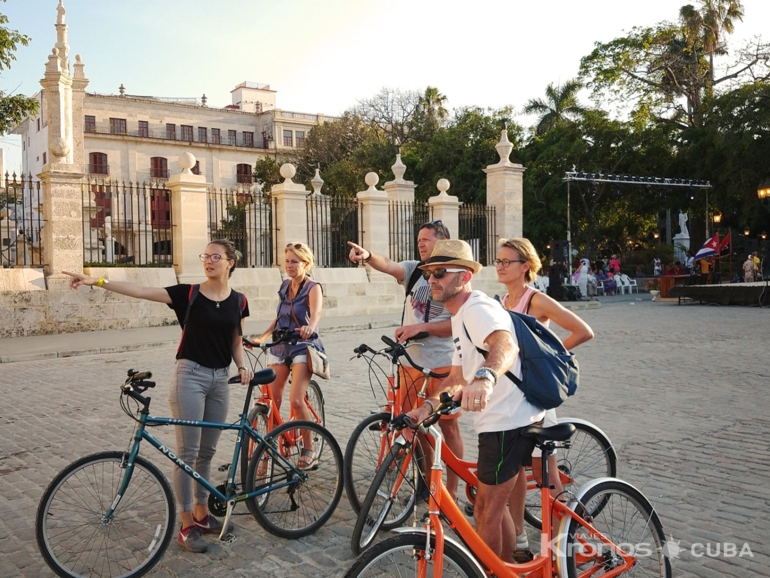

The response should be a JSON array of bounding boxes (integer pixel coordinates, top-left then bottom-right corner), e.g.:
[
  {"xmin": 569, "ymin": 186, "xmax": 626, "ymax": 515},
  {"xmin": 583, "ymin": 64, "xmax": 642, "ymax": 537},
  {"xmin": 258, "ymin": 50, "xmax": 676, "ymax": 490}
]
[
  {"xmin": 219, "ymin": 532, "xmax": 236, "ymax": 544},
  {"xmin": 217, "ymin": 463, "xmax": 231, "ymax": 472},
  {"xmin": 512, "ymin": 548, "xmax": 534, "ymax": 563}
]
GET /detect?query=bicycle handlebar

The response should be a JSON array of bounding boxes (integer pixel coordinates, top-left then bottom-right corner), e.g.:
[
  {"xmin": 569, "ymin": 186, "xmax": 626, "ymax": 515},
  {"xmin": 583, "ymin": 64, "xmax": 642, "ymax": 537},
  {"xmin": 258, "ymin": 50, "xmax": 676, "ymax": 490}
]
[
  {"xmin": 243, "ymin": 330, "xmax": 318, "ymax": 350},
  {"xmin": 389, "ymin": 392, "xmax": 460, "ymax": 431},
  {"xmin": 353, "ymin": 335, "xmax": 448, "ymax": 379}
]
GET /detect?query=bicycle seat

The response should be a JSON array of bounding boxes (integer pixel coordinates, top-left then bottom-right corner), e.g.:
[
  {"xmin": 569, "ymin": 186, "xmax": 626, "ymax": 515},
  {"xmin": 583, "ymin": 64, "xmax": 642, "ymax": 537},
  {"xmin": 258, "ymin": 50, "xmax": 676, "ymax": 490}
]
[
  {"xmin": 521, "ymin": 423, "xmax": 575, "ymax": 443},
  {"xmin": 228, "ymin": 369, "xmax": 276, "ymax": 385}
]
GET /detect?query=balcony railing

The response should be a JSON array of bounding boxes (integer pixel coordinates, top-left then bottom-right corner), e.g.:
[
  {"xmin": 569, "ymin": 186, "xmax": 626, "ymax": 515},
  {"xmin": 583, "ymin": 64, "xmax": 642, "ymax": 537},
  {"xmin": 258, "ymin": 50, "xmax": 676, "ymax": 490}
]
[{"xmin": 87, "ymin": 122, "xmax": 268, "ymax": 148}]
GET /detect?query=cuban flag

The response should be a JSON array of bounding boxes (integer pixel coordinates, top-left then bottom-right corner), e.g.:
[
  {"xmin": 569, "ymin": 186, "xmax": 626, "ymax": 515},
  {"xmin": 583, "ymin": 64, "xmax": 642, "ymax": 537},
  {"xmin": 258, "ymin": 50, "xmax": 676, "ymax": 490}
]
[
  {"xmin": 695, "ymin": 233, "xmax": 720, "ymax": 259},
  {"xmin": 718, "ymin": 231, "xmax": 731, "ymax": 257}
]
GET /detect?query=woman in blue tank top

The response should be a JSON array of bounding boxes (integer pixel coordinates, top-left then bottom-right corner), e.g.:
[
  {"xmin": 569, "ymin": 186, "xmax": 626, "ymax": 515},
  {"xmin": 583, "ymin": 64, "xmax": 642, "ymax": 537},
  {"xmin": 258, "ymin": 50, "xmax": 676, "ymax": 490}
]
[{"xmin": 253, "ymin": 242, "xmax": 324, "ymax": 469}]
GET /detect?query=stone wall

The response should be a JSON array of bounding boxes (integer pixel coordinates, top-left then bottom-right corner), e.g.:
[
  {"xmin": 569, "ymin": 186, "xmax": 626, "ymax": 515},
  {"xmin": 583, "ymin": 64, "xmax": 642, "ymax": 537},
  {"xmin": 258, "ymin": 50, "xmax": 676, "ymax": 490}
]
[{"xmin": 0, "ymin": 265, "xmax": 506, "ymax": 338}]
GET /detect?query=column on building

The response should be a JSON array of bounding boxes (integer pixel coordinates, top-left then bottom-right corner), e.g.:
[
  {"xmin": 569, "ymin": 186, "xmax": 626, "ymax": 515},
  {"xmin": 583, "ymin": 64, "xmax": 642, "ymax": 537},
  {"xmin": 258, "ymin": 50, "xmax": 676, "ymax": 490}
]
[
  {"xmin": 428, "ymin": 178, "xmax": 460, "ymax": 242},
  {"xmin": 484, "ymin": 127, "xmax": 525, "ymax": 242},
  {"xmin": 166, "ymin": 153, "xmax": 210, "ymax": 284},
  {"xmin": 271, "ymin": 163, "xmax": 310, "ymax": 272},
  {"xmin": 382, "ymin": 154, "xmax": 416, "ymax": 262}
]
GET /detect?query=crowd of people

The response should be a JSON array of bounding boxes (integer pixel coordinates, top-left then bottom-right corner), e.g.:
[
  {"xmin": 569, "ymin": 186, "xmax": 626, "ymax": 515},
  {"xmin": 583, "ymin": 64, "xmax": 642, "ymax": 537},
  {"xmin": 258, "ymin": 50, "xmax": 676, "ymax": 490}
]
[{"xmin": 64, "ymin": 224, "xmax": 597, "ymax": 563}]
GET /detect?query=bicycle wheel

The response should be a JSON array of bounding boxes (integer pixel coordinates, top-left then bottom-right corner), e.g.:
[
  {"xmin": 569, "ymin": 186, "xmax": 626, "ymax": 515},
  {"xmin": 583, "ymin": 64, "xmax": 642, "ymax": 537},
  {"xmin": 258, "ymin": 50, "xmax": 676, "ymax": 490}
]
[
  {"xmin": 344, "ymin": 411, "xmax": 391, "ymax": 513},
  {"xmin": 245, "ymin": 420, "xmax": 343, "ymax": 538},
  {"xmin": 350, "ymin": 441, "xmax": 420, "ymax": 555},
  {"xmin": 36, "ymin": 451, "xmax": 174, "ymax": 578},
  {"xmin": 344, "ymin": 532, "xmax": 485, "ymax": 578},
  {"xmin": 240, "ymin": 404, "xmax": 271, "ymax": 490},
  {"xmin": 564, "ymin": 479, "xmax": 672, "ymax": 578},
  {"xmin": 306, "ymin": 379, "xmax": 326, "ymax": 457},
  {"xmin": 525, "ymin": 418, "xmax": 617, "ymax": 529}
]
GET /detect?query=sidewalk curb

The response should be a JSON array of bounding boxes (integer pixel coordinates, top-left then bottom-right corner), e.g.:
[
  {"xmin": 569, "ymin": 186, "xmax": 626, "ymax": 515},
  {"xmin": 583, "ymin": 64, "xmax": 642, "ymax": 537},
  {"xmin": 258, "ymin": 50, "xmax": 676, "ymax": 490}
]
[{"xmin": 0, "ymin": 318, "xmax": 400, "ymax": 364}]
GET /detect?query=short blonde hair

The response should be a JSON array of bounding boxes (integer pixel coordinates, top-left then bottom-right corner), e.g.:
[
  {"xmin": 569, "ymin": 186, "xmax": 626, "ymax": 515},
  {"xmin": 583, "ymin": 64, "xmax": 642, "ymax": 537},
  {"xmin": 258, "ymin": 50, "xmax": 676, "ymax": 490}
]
[
  {"xmin": 498, "ymin": 237, "xmax": 541, "ymax": 283},
  {"xmin": 285, "ymin": 242, "xmax": 315, "ymax": 270}
]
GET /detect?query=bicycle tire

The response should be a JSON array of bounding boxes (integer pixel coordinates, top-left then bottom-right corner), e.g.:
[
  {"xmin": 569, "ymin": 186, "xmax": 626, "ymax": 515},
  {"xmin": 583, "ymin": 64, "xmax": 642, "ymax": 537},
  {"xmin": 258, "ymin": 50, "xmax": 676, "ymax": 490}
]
[
  {"xmin": 343, "ymin": 411, "xmax": 391, "ymax": 514},
  {"xmin": 344, "ymin": 532, "xmax": 485, "ymax": 578},
  {"xmin": 525, "ymin": 418, "xmax": 617, "ymax": 529},
  {"xmin": 36, "ymin": 451, "xmax": 174, "ymax": 578},
  {"xmin": 240, "ymin": 404, "xmax": 271, "ymax": 491},
  {"xmin": 306, "ymin": 379, "xmax": 326, "ymax": 457},
  {"xmin": 564, "ymin": 479, "xmax": 672, "ymax": 578},
  {"xmin": 245, "ymin": 420, "xmax": 343, "ymax": 539},
  {"xmin": 350, "ymin": 441, "xmax": 420, "ymax": 555}
]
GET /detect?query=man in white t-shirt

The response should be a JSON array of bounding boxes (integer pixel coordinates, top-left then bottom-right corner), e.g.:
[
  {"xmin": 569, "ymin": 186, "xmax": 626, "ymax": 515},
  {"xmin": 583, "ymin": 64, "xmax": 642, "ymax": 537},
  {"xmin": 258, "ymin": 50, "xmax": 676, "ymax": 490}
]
[
  {"xmin": 347, "ymin": 220, "xmax": 464, "ymax": 499},
  {"xmin": 407, "ymin": 240, "xmax": 545, "ymax": 562}
]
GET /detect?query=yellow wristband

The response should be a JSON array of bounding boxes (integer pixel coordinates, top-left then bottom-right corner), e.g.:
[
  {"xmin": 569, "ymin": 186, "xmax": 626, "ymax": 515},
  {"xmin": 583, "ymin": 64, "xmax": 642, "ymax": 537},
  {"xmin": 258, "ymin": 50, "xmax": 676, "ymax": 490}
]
[{"xmin": 96, "ymin": 277, "xmax": 106, "ymax": 288}]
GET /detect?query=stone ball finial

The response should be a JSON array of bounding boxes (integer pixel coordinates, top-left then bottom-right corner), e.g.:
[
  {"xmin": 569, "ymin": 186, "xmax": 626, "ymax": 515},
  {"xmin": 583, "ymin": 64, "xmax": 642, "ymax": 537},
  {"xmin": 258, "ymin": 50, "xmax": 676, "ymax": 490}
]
[
  {"xmin": 52, "ymin": 47, "xmax": 59, "ymax": 56},
  {"xmin": 437, "ymin": 178, "xmax": 450, "ymax": 196},
  {"xmin": 178, "ymin": 152, "xmax": 196, "ymax": 173},
  {"xmin": 365, "ymin": 172, "xmax": 379, "ymax": 188},
  {"xmin": 280, "ymin": 163, "xmax": 297, "ymax": 182},
  {"xmin": 50, "ymin": 137, "xmax": 71, "ymax": 160},
  {"xmin": 75, "ymin": 54, "xmax": 82, "ymax": 63}
]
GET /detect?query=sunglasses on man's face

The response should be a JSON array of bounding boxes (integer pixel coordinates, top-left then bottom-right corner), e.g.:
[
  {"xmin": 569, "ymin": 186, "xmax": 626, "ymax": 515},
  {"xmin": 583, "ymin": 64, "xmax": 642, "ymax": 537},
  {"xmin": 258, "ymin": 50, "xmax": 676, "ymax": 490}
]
[{"xmin": 421, "ymin": 267, "xmax": 466, "ymax": 280}]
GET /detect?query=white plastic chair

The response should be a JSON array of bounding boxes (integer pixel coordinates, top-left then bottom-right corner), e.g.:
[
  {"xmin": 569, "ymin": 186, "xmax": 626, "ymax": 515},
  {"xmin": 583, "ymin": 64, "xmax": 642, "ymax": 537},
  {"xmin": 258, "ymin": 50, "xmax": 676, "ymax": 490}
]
[
  {"xmin": 622, "ymin": 274, "xmax": 639, "ymax": 294},
  {"xmin": 614, "ymin": 275, "xmax": 627, "ymax": 295}
]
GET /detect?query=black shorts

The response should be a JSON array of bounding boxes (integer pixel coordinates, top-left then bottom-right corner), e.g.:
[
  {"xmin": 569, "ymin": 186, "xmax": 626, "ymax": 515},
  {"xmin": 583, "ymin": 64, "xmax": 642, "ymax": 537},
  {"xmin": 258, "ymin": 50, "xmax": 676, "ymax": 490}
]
[{"xmin": 477, "ymin": 427, "xmax": 537, "ymax": 486}]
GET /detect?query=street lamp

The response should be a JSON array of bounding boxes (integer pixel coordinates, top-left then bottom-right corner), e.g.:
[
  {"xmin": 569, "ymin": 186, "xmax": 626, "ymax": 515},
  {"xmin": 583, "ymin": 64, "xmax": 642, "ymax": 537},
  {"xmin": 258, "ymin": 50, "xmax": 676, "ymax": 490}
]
[
  {"xmin": 713, "ymin": 213, "xmax": 722, "ymax": 224},
  {"xmin": 758, "ymin": 180, "xmax": 770, "ymax": 212},
  {"xmin": 744, "ymin": 227, "xmax": 751, "ymax": 237}
]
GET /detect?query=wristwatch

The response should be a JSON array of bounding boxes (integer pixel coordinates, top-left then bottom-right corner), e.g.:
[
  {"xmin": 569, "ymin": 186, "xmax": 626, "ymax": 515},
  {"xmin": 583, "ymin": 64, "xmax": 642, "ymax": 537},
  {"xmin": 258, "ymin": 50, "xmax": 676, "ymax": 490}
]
[{"xmin": 474, "ymin": 367, "xmax": 497, "ymax": 386}]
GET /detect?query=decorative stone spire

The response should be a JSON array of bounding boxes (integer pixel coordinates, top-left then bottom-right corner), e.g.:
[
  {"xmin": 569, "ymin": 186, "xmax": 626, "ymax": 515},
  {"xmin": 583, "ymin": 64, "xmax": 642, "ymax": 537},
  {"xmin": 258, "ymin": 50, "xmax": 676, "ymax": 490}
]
[
  {"xmin": 436, "ymin": 178, "xmax": 450, "ymax": 197},
  {"xmin": 119, "ymin": 84, "xmax": 125, "ymax": 96},
  {"xmin": 391, "ymin": 153, "xmax": 406, "ymax": 183},
  {"xmin": 201, "ymin": 94, "xmax": 207, "ymax": 107},
  {"xmin": 311, "ymin": 167, "xmax": 324, "ymax": 196},
  {"xmin": 495, "ymin": 125, "xmax": 513, "ymax": 164},
  {"xmin": 54, "ymin": 0, "xmax": 69, "ymax": 71},
  {"xmin": 73, "ymin": 54, "xmax": 85, "ymax": 79}
]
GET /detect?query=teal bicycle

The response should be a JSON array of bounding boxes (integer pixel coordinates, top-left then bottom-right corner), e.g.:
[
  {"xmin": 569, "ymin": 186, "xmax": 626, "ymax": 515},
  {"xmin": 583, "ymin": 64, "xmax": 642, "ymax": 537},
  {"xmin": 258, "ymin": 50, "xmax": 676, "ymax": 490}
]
[{"xmin": 36, "ymin": 368, "xmax": 343, "ymax": 578}]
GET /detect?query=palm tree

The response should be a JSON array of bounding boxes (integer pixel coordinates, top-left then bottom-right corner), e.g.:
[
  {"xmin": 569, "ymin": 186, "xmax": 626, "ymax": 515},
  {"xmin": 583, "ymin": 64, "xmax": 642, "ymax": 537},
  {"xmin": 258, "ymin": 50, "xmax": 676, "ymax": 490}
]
[
  {"xmin": 523, "ymin": 79, "xmax": 586, "ymax": 135},
  {"xmin": 700, "ymin": 0, "xmax": 744, "ymax": 89}
]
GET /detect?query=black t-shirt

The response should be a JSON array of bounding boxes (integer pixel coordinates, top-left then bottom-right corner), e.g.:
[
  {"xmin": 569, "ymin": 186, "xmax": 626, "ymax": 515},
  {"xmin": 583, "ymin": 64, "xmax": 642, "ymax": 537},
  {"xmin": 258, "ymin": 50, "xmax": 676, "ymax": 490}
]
[{"xmin": 166, "ymin": 284, "xmax": 250, "ymax": 369}]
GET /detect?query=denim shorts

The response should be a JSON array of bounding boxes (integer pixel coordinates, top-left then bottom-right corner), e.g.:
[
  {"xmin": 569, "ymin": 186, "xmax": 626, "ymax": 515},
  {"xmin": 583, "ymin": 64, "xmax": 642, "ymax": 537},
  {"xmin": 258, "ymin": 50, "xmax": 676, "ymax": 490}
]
[{"xmin": 267, "ymin": 353, "xmax": 308, "ymax": 367}]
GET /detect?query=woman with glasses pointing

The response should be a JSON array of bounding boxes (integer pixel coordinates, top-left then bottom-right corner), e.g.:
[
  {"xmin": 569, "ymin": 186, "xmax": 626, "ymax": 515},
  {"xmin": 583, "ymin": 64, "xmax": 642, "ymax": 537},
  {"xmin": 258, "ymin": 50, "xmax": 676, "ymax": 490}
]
[{"xmin": 63, "ymin": 239, "xmax": 252, "ymax": 554}]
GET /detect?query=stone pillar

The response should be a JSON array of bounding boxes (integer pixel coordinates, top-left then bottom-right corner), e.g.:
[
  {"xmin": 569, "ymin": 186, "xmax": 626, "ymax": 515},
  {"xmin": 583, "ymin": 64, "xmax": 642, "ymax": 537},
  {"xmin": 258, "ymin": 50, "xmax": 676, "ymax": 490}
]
[
  {"xmin": 484, "ymin": 128, "xmax": 525, "ymax": 242},
  {"xmin": 40, "ymin": 165, "xmax": 87, "ymax": 287},
  {"xmin": 356, "ymin": 172, "xmax": 390, "ymax": 260},
  {"xmin": 271, "ymin": 163, "xmax": 309, "ymax": 272},
  {"xmin": 166, "ymin": 153, "xmax": 210, "ymax": 284},
  {"xmin": 383, "ymin": 154, "xmax": 417, "ymax": 260},
  {"xmin": 428, "ymin": 178, "xmax": 460, "ymax": 239}
]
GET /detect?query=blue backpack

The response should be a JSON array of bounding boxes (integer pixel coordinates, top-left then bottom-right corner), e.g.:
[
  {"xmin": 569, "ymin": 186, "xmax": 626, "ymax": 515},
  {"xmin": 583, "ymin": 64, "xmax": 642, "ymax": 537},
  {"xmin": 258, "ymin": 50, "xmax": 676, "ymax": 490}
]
[{"xmin": 463, "ymin": 297, "xmax": 579, "ymax": 410}]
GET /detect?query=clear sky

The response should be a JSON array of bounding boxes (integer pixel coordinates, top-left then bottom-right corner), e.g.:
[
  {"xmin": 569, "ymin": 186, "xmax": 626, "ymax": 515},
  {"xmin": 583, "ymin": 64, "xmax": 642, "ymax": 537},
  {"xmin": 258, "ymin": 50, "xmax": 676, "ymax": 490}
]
[{"xmin": 2, "ymin": 0, "xmax": 768, "ymax": 174}]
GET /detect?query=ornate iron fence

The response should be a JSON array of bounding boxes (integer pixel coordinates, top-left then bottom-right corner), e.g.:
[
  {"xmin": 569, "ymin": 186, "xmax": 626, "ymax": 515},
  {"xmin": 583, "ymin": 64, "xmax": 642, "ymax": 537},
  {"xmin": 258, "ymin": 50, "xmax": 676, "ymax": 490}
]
[
  {"xmin": 388, "ymin": 200, "xmax": 430, "ymax": 262},
  {"xmin": 306, "ymin": 195, "xmax": 360, "ymax": 267},
  {"xmin": 459, "ymin": 204, "xmax": 496, "ymax": 265},
  {"xmin": 82, "ymin": 178, "xmax": 173, "ymax": 266},
  {"xmin": 208, "ymin": 187, "xmax": 273, "ymax": 268},
  {"xmin": 0, "ymin": 173, "xmax": 44, "ymax": 268}
]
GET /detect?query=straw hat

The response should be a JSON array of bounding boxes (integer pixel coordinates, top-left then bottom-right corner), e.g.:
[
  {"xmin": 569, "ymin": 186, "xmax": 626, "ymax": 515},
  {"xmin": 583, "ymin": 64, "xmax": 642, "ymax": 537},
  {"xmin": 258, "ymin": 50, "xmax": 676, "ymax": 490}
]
[{"xmin": 418, "ymin": 240, "xmax": 483, "ymax": 275}]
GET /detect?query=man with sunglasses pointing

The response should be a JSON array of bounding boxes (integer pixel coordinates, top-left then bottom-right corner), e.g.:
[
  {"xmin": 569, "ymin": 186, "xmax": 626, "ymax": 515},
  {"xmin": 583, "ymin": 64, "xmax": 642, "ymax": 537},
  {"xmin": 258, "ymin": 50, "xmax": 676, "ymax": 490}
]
[
  {"xmin": 347, "ymin": 220, "xmax": 464, "ymax": 500},
  {"xmin": 406, "ymin": 239, "xmax": 545, "ymax": 562}
]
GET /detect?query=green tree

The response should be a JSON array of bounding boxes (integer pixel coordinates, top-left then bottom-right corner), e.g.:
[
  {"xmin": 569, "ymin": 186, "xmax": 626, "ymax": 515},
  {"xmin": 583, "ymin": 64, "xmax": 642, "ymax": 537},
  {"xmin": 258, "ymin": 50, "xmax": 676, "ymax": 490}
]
[
  {"xmin": 579, "ymin": 3, "xmax": 767, "ymax": 129},
  {"xmin": 253, "ymin": 157, "xmax": 282, "ymax": 193},
  {"xmin": 0, "ymin": 5, "xmax": 39, "ymax": 135},
  {"xmin": 523, "ymin": 79, "xmax": 587, "ymax": 135}
]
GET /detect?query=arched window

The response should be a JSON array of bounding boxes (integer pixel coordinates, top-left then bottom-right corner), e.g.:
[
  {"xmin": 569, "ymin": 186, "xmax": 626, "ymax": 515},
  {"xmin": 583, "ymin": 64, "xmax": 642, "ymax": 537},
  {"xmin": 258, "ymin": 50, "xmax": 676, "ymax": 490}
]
[
  {"xmin": 150, "ymin": 157, "xmax": 169, "ymax": 179},
  {"xmin": 89, "ymin": 152, "xmax": 108, "ymax": 175},
  {"xmin": 236, "ymin": 163, "xmax": 253, "ymax": 184}
]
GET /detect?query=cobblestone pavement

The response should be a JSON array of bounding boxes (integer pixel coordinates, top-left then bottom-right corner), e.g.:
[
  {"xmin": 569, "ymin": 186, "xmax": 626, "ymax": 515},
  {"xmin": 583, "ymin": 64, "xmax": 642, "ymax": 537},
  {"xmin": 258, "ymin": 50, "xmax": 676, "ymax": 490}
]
[{"xmin": 1, "ymin": 299, "xmax": 768, "ymax": 577}]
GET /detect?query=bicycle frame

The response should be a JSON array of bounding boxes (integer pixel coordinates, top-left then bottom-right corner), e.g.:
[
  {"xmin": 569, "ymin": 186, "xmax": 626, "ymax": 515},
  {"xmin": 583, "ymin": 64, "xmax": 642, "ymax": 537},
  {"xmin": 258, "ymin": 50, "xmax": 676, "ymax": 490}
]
[
  {"xmin": 106, "ymin": 384, "xmax": 308, "ymax": 531},
  {"xmin": 406, "ymin": 423, "xmax": 638, "ymax": 578}
]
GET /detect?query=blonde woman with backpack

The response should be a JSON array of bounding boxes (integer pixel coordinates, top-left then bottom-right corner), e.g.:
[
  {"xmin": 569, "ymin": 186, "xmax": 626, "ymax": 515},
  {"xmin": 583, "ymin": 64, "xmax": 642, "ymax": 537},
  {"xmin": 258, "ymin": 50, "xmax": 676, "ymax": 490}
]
[{"xmin": 494, "ymin": 237, "xmax": 594, "ymax": 562}]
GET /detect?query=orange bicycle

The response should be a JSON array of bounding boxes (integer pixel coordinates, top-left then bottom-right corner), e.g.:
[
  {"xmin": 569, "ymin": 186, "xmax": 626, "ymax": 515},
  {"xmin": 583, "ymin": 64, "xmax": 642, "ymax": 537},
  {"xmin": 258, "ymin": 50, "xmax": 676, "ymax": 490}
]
[
  {"xmin": 347, "ymin": 339, "xmax": 617, "ymax": 554},
  {"xmin": 346, "ymin": 396, "xmax": 672, "ymax": 578},
  {"xmin": 221, "ymin": 332, "xmax": 325, "ymax": 491}
]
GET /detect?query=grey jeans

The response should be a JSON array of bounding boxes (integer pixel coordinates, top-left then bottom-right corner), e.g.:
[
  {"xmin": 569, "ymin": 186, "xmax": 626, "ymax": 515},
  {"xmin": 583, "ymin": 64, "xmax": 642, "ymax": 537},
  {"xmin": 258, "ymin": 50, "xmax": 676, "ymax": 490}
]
[{"xmin": 168, "ymin": 359, "xmax": 230, "ymax": 512}]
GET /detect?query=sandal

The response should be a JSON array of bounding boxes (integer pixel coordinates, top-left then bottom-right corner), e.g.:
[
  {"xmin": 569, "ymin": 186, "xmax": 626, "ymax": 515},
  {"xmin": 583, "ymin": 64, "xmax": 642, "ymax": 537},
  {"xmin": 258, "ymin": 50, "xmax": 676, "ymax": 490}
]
[{"xmin": 297, "ymin": 448, "xmax": 317, "ymax": 470}]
